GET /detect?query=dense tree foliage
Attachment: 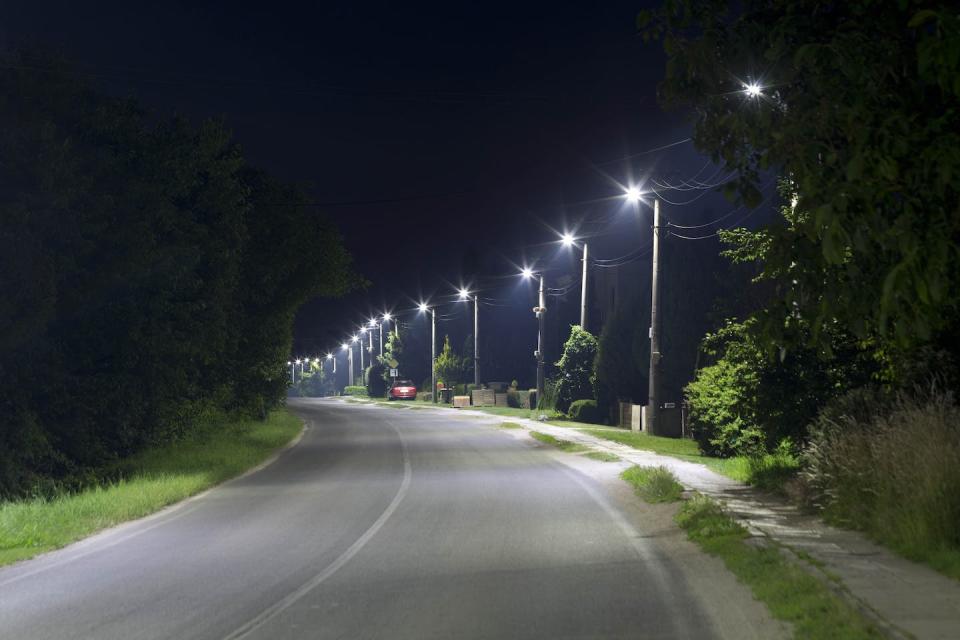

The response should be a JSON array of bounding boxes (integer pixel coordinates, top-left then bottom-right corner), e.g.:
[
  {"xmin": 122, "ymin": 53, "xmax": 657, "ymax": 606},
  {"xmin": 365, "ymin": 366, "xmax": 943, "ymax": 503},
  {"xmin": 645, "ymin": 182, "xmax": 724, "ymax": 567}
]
[
  {"xmin": 554, "ymin": 325, "xmax": 598, "ymax": 414},
  {"xmin": 0, "ymin": 54, "xmax": 359, "ymax": 496},
  {"xmin": 594, "ymin": 291, "xmax": 649, "ymax": 421},
  {"xmin": 639, "ymin": 1, "xmax": 960, "ymax": 364},
  {"xmin": 686, "ymin": 318, "xmax": 872, "ymax": 457}
]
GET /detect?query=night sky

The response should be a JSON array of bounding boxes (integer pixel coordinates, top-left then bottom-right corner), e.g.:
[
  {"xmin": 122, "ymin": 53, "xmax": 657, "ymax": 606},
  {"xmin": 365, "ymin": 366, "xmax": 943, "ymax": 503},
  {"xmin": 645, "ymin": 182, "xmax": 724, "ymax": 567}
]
[{"xmin": 2, "ymin": 1, "xmax": 741, "ymax": 383}]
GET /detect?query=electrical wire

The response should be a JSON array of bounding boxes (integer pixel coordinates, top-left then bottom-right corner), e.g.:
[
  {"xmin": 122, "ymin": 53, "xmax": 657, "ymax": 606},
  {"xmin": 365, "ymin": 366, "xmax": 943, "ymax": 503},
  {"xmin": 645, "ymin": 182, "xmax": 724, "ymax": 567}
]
[
  {"xmin": 666, "ymin": 176, "xmax": 777, "ymax": 230},
  {"xmin": 667, "ymin": 188, "xmax": 779, "ymax": 240},
  {"xmin": 593, "ymin": 137, "xmax": 692, "ymax": 166}
]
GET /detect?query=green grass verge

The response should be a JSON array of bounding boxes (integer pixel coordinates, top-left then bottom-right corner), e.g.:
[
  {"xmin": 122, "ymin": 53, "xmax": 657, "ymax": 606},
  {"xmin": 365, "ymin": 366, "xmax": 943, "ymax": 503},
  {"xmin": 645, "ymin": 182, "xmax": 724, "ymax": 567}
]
[
  {"xmin": 530, "ymin": 431, "xmax": 588, "ymax": 453},
  {"xmin": 581, "ymin": 428, "xmax": 799, "ymax": 493},
  {"xmin": 621, "ymin": 465, "xmax": 684, "ymax": 503},
  {"xmin": 499, "ymin": 421, "xmax": 524, "ymax": 429},
  {"xmin": 677, "ymin": 494, "xmax": 881, "ymax": 639},
  {"xmin": 466, "ymin": 406, "xmax": 562, "ymax": 420},
  {"xmin": 0, "ymin": 409, "xmax": 303, "ymax": 567},
  {"xmin": 583, "ymin": 451, "xmax": 620, "ymax": 462}
]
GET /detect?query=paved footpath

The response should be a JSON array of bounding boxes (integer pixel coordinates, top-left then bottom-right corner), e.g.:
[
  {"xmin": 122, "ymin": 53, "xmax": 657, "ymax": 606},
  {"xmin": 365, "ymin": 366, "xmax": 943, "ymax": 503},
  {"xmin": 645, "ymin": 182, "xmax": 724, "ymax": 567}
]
[{"xmin": 369, "ymin": 400, "xmax": 960, "ymax": 640}]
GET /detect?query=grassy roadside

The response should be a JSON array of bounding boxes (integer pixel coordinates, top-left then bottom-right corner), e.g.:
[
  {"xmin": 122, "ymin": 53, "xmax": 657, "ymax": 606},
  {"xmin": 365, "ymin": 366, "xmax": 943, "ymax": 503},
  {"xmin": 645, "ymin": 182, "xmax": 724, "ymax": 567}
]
[
  {"xmin": 677, "ymin": 494, "xmax": 881, "ymax": 639},
  {"xmin": 0, "ymin": 409, "xmax": 303, "ymax": 567},
  {"xmin": 530, "ymin": 431, "xmax": 588, "ymax": 453},
  {"xmin": 621, "ymin": 464, "xmax": 881, "ymax": 639},
  {"xmin": 582, "ymin": 428, "xmax": 799, "ymax": 492}
]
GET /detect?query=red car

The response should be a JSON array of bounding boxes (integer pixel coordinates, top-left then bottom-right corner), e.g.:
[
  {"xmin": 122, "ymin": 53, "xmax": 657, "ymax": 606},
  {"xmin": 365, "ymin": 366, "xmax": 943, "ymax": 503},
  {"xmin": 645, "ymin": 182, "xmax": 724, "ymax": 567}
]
[{"xmin": 389, "ymin": 379, "xmax": 417, "ymax": 400}]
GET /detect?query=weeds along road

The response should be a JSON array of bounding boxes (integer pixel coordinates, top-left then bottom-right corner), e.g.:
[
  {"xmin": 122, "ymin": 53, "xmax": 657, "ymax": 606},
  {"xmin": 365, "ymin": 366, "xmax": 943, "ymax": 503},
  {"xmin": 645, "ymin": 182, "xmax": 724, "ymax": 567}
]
[{"xmin": 0, "ymin": 398, "xmax": 783, "ymax": 640}]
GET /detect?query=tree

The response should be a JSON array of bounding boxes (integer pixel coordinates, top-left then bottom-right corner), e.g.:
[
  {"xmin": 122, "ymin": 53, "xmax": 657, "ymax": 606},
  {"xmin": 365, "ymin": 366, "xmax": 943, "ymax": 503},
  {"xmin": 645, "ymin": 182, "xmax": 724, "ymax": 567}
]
[
  {"xmin": 434, "ymin": 336, "xmax": 466, "ymax": 391},
  {"xmin": 554, "ymin": 325, "xmax": 598, "ymax": 413},
  {"xmin": 686, "ymin": 318, "xmax": 874, "ymax": 457},
  {"xmin": 0, "ymin": 53, "xmax": 361, "ymax": 497},
  {"xmin": 639, "ymin": 2, "xmax": 960, "ymax": 366}
]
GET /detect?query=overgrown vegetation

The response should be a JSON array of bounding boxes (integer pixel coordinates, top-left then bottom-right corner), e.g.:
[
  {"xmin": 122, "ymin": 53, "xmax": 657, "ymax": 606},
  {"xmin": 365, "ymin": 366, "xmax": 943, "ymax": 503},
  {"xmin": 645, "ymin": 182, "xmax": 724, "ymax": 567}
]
[
  {"xmin": 554, "ymin": 325, "xmax": 597, "ymax": 414},
  {"xmin": 637, "ymin": 1, "xmax": 960, "ymax": 577},
  {"xmin": 0, "ymin": 409, "xmax": 302, "ymax": 566},
  {"xmin": 583, "ymin": 428, "xmax": 799, "ymax": 492},
  {"xmin": 529, "ymin": 431, "xmax": 588, "ymax": 453},
  {"xmin": 676, "ymin": 494, "xmax": 881, "ymax": 639},
  {"xmin": 0, "ymin": 54, "xmax": 359, "ymax": 498},
  {"xmin": 567, "ymin": 399, "xmax": 602, "ymax": 424},
  {"xmin": 803, "ymin": 388, "xmax": 960, "ymax": 579},
  {"xmin": 621, "ymin": 465, "xmax": 683, "ymax": 503}
]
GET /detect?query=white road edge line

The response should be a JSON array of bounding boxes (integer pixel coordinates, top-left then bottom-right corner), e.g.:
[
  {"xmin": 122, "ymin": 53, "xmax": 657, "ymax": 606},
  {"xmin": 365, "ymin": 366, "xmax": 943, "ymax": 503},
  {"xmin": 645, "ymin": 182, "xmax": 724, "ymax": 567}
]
[{"xmin": 222, "ymin": 417, "xmax": 412, "ymax": 640}]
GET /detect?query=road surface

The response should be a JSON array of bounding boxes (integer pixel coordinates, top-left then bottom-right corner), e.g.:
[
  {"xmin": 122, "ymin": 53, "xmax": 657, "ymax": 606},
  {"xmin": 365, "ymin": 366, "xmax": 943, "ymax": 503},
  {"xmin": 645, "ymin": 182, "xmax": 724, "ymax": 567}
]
[{"xmin": 0, "ymin": 398, "xmax": 781, "ymax": 639}]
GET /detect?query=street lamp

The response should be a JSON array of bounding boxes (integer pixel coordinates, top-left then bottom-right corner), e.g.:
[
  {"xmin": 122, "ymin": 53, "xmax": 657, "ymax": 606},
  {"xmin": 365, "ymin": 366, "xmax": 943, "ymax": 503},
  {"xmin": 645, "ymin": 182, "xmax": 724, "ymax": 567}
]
[
  {"xmin": 341, "ymin": 342, "xmax": 353, "ymax": 387},
  {"xmin": 625, "ymin": 187, "xmax": 663, "ymax": 436},
  {"xmin": 522, "ymin": 269, "xmax": 547, "ymax": 408},
  {"xmin": 418, "ymin": 302, "xmax": 437, "ymax": 403},
  {"xmin": 744, "ymin": 82, "xmax": 762, "ymax": 98},
  {"xmin": 359, "ymin": 327, "xmax": 368, "ymax": 385},
  {"xmin": 559, "ymin": 232, "xmax": 591, "ymax": 332},
  {"xmin": 458, "ymin": 288, "xmax": 480, "ymax": 387},
  {"xmin": 287, "ymin": 360, "xmax": 294, "ymax": 384},
  {"xmin": 326, "ymin": 352, "xmax": 335, "ymax": 375},
  {"xmin": 351, "ymin": 334, "xmax": 362, "ymax": 386}
]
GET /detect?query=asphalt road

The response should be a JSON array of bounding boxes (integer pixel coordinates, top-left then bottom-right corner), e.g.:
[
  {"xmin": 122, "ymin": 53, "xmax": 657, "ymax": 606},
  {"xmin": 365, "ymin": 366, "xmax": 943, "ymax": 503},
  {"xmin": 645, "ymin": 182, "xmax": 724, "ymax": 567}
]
[{"xmin": 0, "ymin": 399, "xmax": 780, "ymax": 640}]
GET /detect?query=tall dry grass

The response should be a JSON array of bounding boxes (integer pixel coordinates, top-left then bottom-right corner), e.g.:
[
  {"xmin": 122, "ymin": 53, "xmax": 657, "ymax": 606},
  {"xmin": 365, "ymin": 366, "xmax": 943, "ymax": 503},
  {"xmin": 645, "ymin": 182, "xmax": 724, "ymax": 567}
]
[{"xmin": 803, "ymin": 387, "xmax": 960, "ymax": 578}]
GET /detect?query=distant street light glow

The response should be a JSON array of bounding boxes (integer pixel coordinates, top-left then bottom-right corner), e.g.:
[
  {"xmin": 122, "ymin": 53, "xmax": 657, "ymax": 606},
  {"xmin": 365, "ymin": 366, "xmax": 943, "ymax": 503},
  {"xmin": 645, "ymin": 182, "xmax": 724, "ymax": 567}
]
[
  {"xmin": 744, "ymin": 82, "xmax": 762, "ymax": 97},
  {"xmin": 418, "ymin": 302, "xmax": 429, "ymax": 312},
  {"xmin": 326, "ymin": 353, "xmax": 332, "ymax": 360},
  {"xmin": 521, "ymin": 267, "xmax": 534, "ymax": 279},
  {"xmin": 561, "ymin": 233, "xmax": 575, "ymax": 247},
  {"xmin": 625, "ymin": 186, "xmax": 642, "ymax": 203},
  {"xmin": 341, "ymin": 343, "xmax": 349, "ymax": 350},
  {"xmin": 351, "ymin": 335, "xmax": 358, "ymax": 343},
  {"xmin": 382, "ymin": 312, "xmax": 392, "ymax": 322}
]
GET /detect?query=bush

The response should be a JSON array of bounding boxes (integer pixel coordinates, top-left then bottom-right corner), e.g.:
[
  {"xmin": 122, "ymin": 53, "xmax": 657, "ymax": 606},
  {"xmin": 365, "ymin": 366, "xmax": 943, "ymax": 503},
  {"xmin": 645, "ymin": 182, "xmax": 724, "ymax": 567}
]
[
  {"xmin": 686, "ymin": 319, "xmax": 867, "ymax": 457},
  {"xmin": 506, "ymin": 388, "xmax": 521, "ymax": 408},
  {"xmin": 621, "ymin": 466, "xmax": 683, "ymax": 503},
  {"xmin": 803, "ymin": 387, "xmax": 960, "ymax": 577},
  {"xmin": 416, "ymin": 391, "xmax": 433, "ymax": 402},
  {"xmin": 554, "ymin": 325, "xmax": 598, "ymax": 413},
  {"xmin": 568, "ymin": 399, "xmax": 602, "ymax": 424},
  {"xmin": 537, "ymin": 378, "xmax": 558, "ymax": 411},
  {"xmin": 343, "ymin": 386, "xmax": 367, "ymax": 396},
  {"xmin": 366, "ymin": 363, "xmax": 386, "ymax": 397}
]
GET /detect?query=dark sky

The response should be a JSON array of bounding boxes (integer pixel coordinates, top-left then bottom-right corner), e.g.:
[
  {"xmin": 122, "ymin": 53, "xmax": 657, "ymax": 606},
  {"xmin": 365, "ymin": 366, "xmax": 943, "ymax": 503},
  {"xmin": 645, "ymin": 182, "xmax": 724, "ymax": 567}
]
[{"xmin": 2, "ymin": 1, "xmax": 739, "ymax": 379}]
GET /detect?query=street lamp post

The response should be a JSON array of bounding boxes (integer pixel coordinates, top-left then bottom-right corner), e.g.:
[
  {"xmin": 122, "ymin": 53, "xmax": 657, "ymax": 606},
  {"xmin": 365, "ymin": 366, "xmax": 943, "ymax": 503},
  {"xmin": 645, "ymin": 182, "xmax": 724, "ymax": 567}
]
[
  {"xmin": 625, "ymin": 186, "xmax": 662, "ymax": 436},
  {"xmin": 561, "ymin": 234, "xmax": 590, "ymax": 332},
  {"xmin": 342, "ymin": 343, "xmax": 353, "ymax": 387},
  {"xmin": 357, "ymin": 330, "xmax": 366, "ymax": 386},
  {"xmin": 523, "ymin": 269, "xmax": 547, "ymax": 408},
  {"xmin": 646, "ymin": 198, "xmax": 663, "ymax": 436},
  {"xmin": 288, "ymin": 361, "xmax": 294, "ymax": 384},
  {"xmin": 536, "ymin": 275, "xmax": 547, "ymax": 407},
  {"xmin": 419, "ymin": 303, "xmax": 437, "ymax": 403},
  {"xmin": 459, "ymin": 289, "xmax": 479, "ymax": 387},
  {"xmin": 580, "ymin": 241, "xmax": 590, "ymax": 331},
  {"xmin": 351, "ymin": 335, "xmax": 362, "ymax": 387}
]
